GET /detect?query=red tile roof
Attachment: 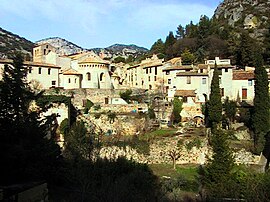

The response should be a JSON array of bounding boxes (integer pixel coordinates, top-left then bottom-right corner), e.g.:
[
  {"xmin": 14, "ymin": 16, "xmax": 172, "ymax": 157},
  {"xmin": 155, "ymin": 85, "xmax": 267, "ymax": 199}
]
[{"xmin": 175, "ymin": 90, "xmax": 196, "ymax": 97}]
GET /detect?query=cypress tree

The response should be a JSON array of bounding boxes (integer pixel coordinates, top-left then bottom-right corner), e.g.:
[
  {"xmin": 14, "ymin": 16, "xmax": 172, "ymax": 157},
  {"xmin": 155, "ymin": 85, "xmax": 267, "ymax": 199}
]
[
  {"xmin": 0, "ymin": 53, "xmax": 60, "ymax": 184},
  {"xmin": 207, "ymin": 63, "xmax": 222, "ymax": 129},
  {"xmin": 252, "ymin": 52, "xmax": 270, "ymax": 153},
  {"xmin": 200, "ymin": 130, "xmax": 235, "ymax": 199}
]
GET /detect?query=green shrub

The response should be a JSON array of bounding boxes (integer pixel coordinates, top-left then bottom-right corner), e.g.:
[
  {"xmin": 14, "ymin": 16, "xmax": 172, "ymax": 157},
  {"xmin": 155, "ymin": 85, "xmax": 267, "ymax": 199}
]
[
  {"xmin": 84, "ymin": 99, "xmax": 94, "ymax": 114},
  {"xmin": 93, "ymin": 104, "xmax": 101, "ymax": 111}
]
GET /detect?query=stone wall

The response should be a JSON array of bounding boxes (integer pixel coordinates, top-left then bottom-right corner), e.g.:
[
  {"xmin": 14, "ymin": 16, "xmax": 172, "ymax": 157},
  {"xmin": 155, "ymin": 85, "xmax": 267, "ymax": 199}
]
[{"xmin": 97, "ymin": 136, "xmax": 260, "ymax": 165}]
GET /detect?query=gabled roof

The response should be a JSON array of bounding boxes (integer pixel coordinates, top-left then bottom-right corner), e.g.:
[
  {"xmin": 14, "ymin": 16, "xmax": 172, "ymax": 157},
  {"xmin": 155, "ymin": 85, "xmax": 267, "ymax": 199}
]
[
  {"xmin": 62, "ymin": 68, "xmax": 82, "ymax": 75},
  {"xmin": 175, "ymin": 90, "xmax": 196, "ymax": 97}
]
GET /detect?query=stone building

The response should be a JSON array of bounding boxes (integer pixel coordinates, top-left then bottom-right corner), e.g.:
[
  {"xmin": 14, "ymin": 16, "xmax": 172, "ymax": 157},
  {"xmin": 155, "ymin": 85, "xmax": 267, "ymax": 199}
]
[{"xmin": 0, "ymin": 59, "xmax": 60, "ymax": 89}]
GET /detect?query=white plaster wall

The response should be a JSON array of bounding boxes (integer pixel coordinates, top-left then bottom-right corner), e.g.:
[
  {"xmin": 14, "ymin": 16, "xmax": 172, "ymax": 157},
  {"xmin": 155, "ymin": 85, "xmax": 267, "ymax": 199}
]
[
  {"xmin": 232, "ymin": 80, "xmax": 254, "ymax": 102},
  {"xmin": 61, "ymin": 74, "xmax": 81, "ymax": 89},
  {"xmin": 27, "ymin": 66, "xmax": 59, "ymax": 89}
]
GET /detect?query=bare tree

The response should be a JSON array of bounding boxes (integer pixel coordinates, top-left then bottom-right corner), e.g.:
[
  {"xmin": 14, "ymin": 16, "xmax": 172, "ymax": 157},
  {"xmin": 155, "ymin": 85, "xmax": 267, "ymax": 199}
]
[{"xmin": 169, "ymin": 149, "xmax": 181, "ymax": 170}]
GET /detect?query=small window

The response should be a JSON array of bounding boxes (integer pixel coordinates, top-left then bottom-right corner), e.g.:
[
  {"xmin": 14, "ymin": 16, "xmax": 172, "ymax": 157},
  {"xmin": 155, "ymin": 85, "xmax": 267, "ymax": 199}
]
[
  {"xmin": 220, "ymin": 88, "xmax": 224, "ymax": 97},
  {"xmin": 150, "ymin": 68, "xmax": 152, "ymax": 73},
  {"xmin": 225, "ymin": 68, "xmax": 228, "ymax": 72},
  {"xmin": 43, "ymin": 49, "xmax": 46, "ymax": 55},
  {"xmin": 75, "ymin": 78, "xmax": 77, "ymax": 83},
  {"xmin": 155, "ymin": 67, "xmax": 157, "ymax": 75},
  {"xmin": 200, "ymin": 69, "xmax": 203, "ymax": 73},
  {"xmin": 29, "ymin": 66, "xmax": 32, "ymax": 73},
  {"xmin": 48, "ymin": 68, "xmax": 51, "ymax": 75},
  {"xmin": 168, "ymin": 79, "xmax": 171, "ymax": 84},
  {"xmin": 68, "ymin": 78, "xmax": 71, "ymax": 83},
  {"xmin": 182, "ymin": 97, "xmax": 188, "ymax": 103},
  {"xmin": 142, "ymin": 80, "xmax": 144, "ymax": 86},
  {"xmin": 154, "ymin": 76, "xmax": 157, "ymax": 81},
  {"xmin": 166, "ymin": 71, "xmax": 170, "ymax": 75},
  {"xmin": 187, "ymin": 76, "xmax": 191, "ymax": 84},
  {"xmin": 202, "ymin": 78, "xmax": 206, "ymax": 84},
  {"xmin": 146, "ymin": 69, "xmax": 148, "ymax": 74},
  {"xmin": 149, "ymin": 76, "xmax": 151, "ymax": 81},
  {"xmin": 38, "ymin": 67, "xmax": 42, "ymax": 74},
  {"xmin": 100, "ymin": 73, "xmax": 104, "ymax": 81},
  {"xmin": 87, "ymin": 72, "xmax": 91, "ymax": 81},
  {"xmin": 248, "ymin": 79, "xmax": 253, "ymax": 86},
  {"xmin": 52, "ymin": 81, "xmax": 56, "ymax": 86},
  {"xmin": 149, "ymin": 85, "xmax": 152, "ymax": 90}
]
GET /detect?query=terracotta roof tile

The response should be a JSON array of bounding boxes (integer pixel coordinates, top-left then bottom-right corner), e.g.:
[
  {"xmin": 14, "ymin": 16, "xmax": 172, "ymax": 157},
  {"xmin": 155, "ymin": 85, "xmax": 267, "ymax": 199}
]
[
  {"xmin": 233, "ymin": 71, "xmax": 254, "ymax": 80},
  {"xmin": 175, "ymin": 90, "xmax": 196, "ymax": 97}
]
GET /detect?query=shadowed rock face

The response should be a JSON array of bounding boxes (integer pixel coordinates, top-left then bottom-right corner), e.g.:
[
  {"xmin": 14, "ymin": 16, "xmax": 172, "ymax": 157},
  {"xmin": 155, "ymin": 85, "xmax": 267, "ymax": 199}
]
[
  {"xmin": 0, "ymin": 27, "xmax": 34, "ymax": 59},
  {"xmin": 213, "ymin": 0, "xmax": 270, "ymax": 40}
]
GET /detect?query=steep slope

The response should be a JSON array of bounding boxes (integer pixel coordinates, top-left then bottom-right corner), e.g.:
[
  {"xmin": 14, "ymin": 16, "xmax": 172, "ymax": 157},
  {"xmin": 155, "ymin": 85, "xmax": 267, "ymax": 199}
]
[
  {"xmin": 213, "ymin": 0, "xmax": 270, "ymax": 40},
  {"xmin": 0, "ymin": 27, "xmax": 34, "ymax": 59},
  {"xmin": 91, "ymin": 44, "xmax": 148, "ymax": 59},
  {"xmin": 36, "ymin": 37, "xmax": 85, "ymax": 56}
]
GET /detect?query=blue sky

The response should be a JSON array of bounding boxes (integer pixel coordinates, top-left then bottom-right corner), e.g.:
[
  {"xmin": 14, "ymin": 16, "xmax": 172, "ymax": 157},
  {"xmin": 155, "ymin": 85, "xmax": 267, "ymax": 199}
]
[{"xmin": 0, "ymin": 0, "xmax": 221, "ymax": 49}]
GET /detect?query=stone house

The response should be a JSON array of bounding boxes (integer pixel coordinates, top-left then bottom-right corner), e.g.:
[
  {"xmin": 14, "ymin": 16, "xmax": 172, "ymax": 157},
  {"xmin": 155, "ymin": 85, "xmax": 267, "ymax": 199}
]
[{"xmin": 0, "ymin": 59, "xmax": 60, "ymax": 89}]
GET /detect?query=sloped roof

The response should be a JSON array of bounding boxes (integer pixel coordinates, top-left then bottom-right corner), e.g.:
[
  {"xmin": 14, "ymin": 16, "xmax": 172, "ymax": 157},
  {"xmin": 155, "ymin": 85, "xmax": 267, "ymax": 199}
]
[
  {"xmin": 78, "ymin": 56, "xmax": 109, "ymax": 64},
  {"xmin": 0, "ymin": 59, "xmax": 60, "ymax": 69},
  {"xmin": 175, "ymin": 90, "xmax": 196, "ymax": 97},
  {"xmin": 163, "ymin": 65, "xmax": 194, "ymax": 71},
  {"xmin": 62, "ymin": 68, "xmax": 82, "ymax": 75},
  {"xmin": 167, "ymin": 57, "xmax": 182, "ymax": 65},
  {"xmin": 233, "ymin": 71, "xmax": 254, "ymax": 80},
  {"xmin": 176, "ymin": 72, "xmax": 208, "ymax": 76}
]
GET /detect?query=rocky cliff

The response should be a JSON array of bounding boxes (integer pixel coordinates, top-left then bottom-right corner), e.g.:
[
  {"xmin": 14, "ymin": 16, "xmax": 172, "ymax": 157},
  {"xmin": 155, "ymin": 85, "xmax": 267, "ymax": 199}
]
[
  {"xmin": 0, "ymin": 27, "xmax": 34, "ymax": 59},
  {"xmin": 213, "ymin": 0, "xmax": 270, "ymax": 40},
  {"xmin": 36, "ymin": 37, "xmax": 85, "ymax": 56}
]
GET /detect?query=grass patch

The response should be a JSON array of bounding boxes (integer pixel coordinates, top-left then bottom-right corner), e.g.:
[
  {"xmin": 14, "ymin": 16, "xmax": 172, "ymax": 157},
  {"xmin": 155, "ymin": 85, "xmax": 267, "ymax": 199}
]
[
  {"xmin": 139, "ymin": 129, "xmax": 178, "ymax": 141},
  {"xmin": 149, "ymin": 164, "xmax": 198, "ymax": 180}
]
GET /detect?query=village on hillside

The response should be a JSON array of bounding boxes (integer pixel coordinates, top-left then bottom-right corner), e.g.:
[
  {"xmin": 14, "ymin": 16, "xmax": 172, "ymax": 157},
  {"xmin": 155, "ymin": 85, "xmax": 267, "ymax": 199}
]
[{"xmin": 0, "ymin": 42, "xmax": 266, "ymax": 124}]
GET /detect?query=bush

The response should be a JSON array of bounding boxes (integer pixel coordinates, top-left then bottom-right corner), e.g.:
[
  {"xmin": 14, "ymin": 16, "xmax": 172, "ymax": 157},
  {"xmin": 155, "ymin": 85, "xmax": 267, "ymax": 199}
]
[
  {"xmin": 84, "ymin": 99, "xmax": 94, "ymax": 114},
  {"xmin": 119, "ymin": 89, "xmax": 132, "ymax": 103}
]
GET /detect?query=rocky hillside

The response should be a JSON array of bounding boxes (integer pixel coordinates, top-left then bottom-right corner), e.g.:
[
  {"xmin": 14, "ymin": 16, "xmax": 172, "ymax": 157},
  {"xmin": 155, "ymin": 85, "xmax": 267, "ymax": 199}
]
[
  {"xmin": 0, "ymin": 27, "xmax": 34, "ymax": 59},
  {"xmin": 36, "ymin": 37, "xmax": 85, "ymax": 56},
  {"xmin": 213, "ymin": 0, "xmax": 270, "ymax": 40},
  {"xmin": 91, "ymin": 44, "xmax": 148, "ymax": 60},
  {"xmin": 36, "ymin": 37, "xmax": 148, "ymax": 59}
]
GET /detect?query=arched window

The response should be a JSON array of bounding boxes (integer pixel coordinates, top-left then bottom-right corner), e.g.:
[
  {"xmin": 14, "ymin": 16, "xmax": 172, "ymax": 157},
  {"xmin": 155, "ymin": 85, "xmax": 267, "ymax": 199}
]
[
  {"xmin": 100, "ymin": 73, "xmax": 104, "ymax": 81},
  {"xmin": 68, "ymin": 78, "xmax": 71, "ymax": 83},
  {"xmin": 87, "ymin": 72, "xmax": 91, "ymax": 81}
]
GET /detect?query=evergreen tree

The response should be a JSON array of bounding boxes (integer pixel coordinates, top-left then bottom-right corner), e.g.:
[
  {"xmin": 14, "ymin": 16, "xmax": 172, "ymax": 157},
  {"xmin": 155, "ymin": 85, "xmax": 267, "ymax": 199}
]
[
  {"xmin": 236, "ymin": 31, "xmax": 259, "ymax": 68},
  {"xmin": 181, "ymin": 49, "xmax": 195, "ymax": 65},
  {"xmin": 172, "ymin": 97, "xmax": 183, "ymax": 124},
  {"xmin": 252, "ymin": 52, "xmax": 270, "ymax": 153},
  {"xmin": 164, "ymin": 31, "xmax": 177, "ymax": 60},
  {"xmin": 207, "ymin": 64, "xmax": 222, "ymax": 129},
  {"xmin": 176, "ymin": 24, "xmax": 185, "ymax": 39},
  {"xmin": 185, "ymin": 21, "xmax": 198, "ymax": 38},
  {"xmin": 263, "ymin": 26, "xmax": 270, "ymax": 65},
  {"xmin": 150, "ymin": 39, "xmax": 165, "ymax": 55},
  {"xmin": 0, "ymin": 53, "xmax": 60, "ymax": 184},
  {"xmin": 223, "ymin": 97, "xmax": 237, "ymax": 128},
  {"xmin": 200, "ymin": 130, "xmax": 235, "ymax": 199}
]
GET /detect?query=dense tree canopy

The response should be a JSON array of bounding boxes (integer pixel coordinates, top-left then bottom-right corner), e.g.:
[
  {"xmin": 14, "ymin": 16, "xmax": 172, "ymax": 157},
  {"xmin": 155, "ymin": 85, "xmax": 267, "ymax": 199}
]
[{"xmin": 0, "ymin": 53, "xmax": 60, "ymax": 184}]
